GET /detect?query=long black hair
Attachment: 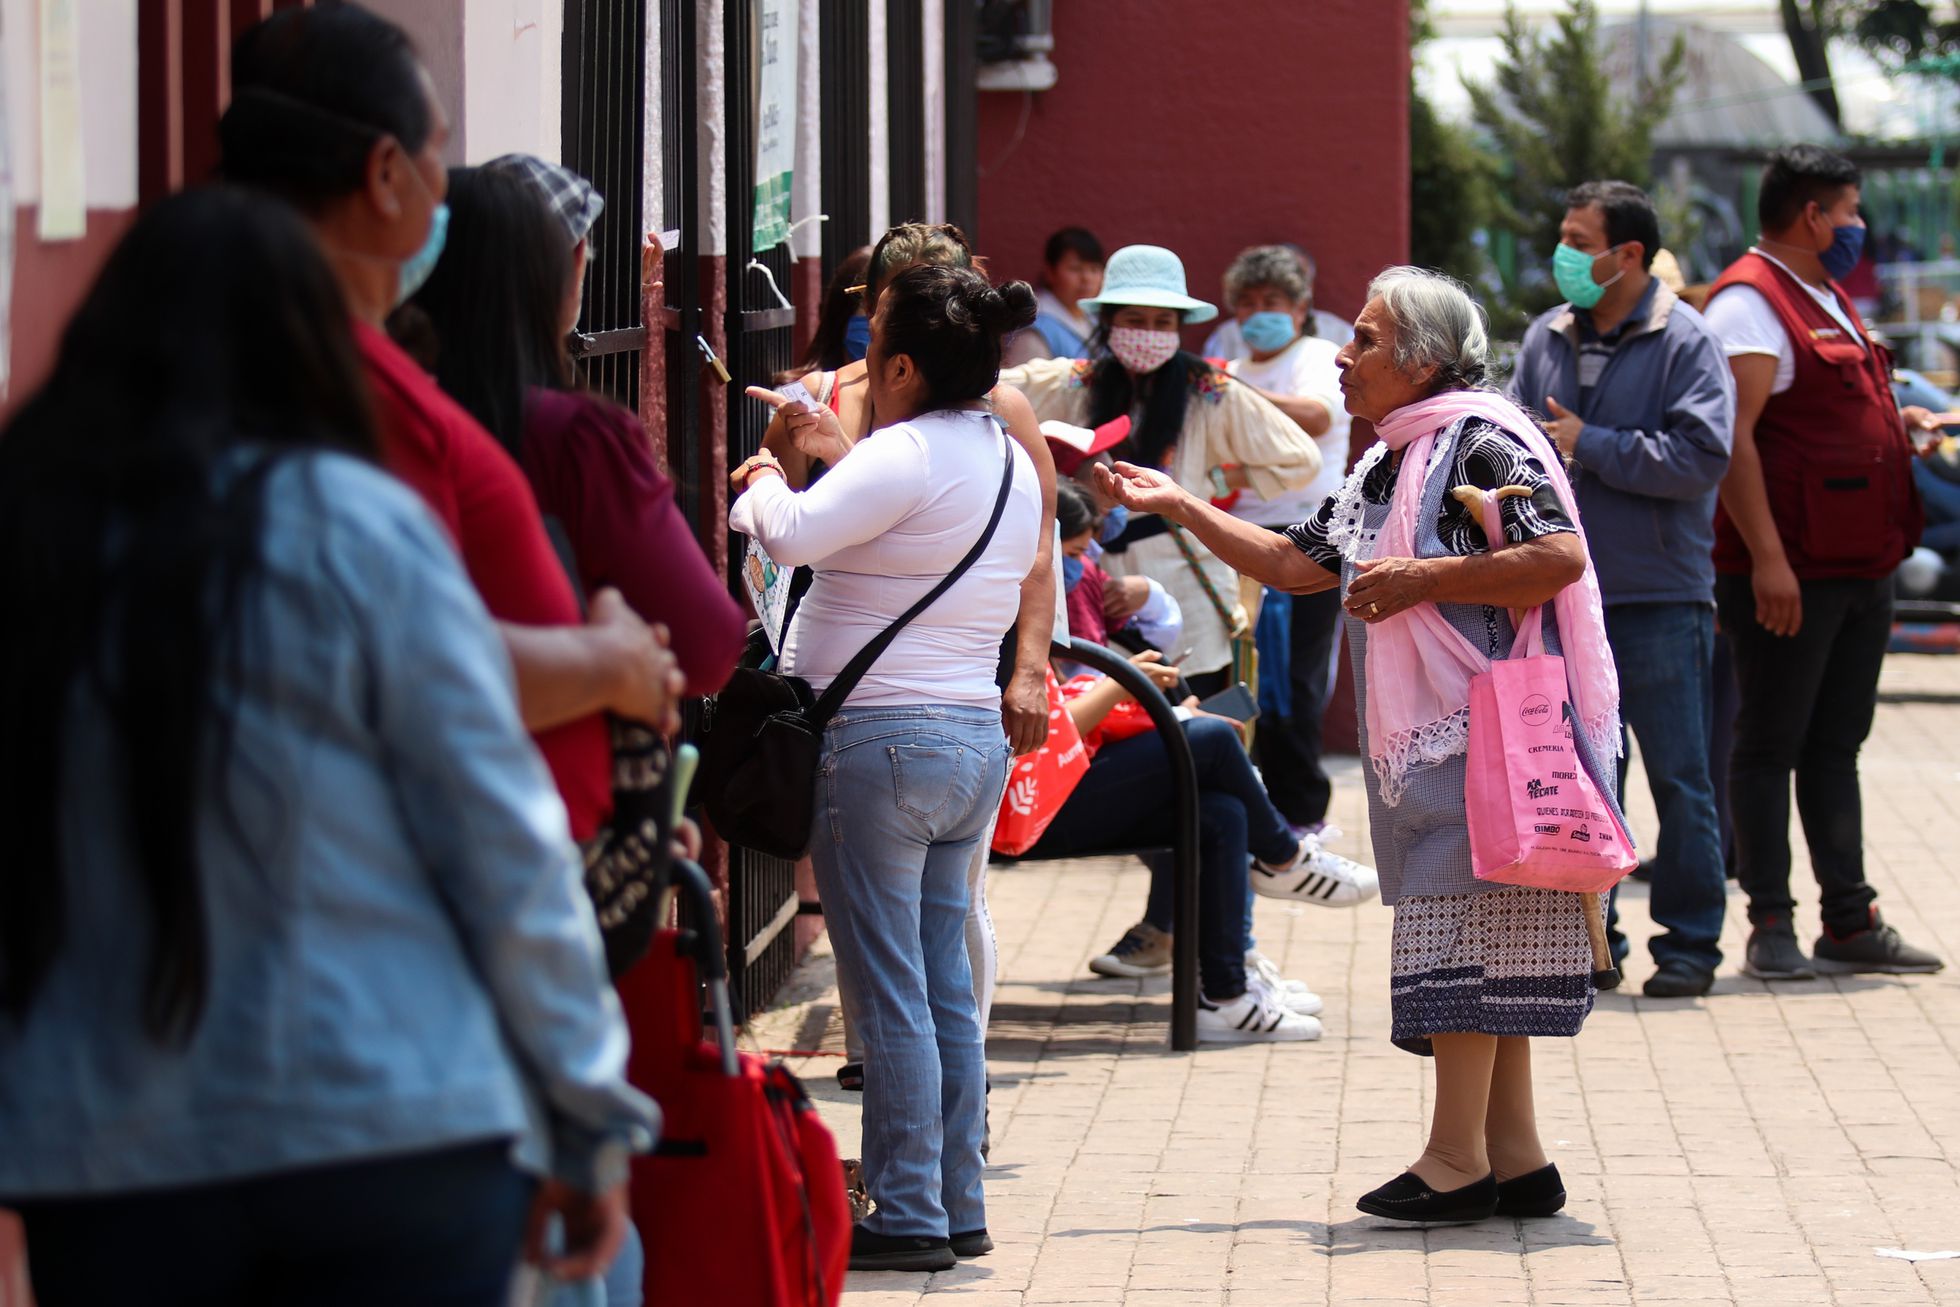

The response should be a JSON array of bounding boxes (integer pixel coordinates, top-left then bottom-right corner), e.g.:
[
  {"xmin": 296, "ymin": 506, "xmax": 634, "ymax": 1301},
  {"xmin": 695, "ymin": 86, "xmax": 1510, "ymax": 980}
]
[
  {"xmin": 1084, "ymin": 308, "xmax": 1210, "ymax": 470},
  {"xmin": 220, "ymin": 3, "xmax": 432, "ymax": 209},
  {"xmin": 783, "ymin": 246, "xmax": 872, "ymax": 380},
  {"xmin": 402, "ymin": 166, "xmax": 575, "ymax": 457},
  {"xmin": 0, "ymin": 187, "xmax": 378, "ymax": 1043}
]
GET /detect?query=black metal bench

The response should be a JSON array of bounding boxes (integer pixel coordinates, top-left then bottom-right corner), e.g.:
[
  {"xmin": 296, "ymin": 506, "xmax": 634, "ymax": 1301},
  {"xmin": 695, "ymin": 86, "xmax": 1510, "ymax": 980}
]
[
  {"xmin": 795, "ymin": 637, "xmax": 1206, "ymax": 1050},
  {"xmin": 987, "ymin": 638, "xmax": 1204, "ymax": 1051}
]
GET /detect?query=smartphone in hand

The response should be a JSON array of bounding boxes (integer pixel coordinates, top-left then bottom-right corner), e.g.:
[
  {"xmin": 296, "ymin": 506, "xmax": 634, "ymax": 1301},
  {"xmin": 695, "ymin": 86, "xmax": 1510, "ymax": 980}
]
[{"xmin": 1196, "ymin": 681, "xmax": 1259, "ymax": 724}]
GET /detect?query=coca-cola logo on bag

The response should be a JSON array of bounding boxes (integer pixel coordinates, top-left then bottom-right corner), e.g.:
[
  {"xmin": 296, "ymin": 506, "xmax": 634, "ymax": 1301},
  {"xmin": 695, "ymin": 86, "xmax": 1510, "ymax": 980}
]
[{"xmin": 1518, "ymin": 694, "xmax": 1552, "ymax": 726}]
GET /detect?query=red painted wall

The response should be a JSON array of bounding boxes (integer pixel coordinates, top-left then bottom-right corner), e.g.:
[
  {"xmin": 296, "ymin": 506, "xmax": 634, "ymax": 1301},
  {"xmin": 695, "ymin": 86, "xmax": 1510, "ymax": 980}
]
[{"xmin": 974, "ymin": 0, "xmax": 1410, "ymax": 337}]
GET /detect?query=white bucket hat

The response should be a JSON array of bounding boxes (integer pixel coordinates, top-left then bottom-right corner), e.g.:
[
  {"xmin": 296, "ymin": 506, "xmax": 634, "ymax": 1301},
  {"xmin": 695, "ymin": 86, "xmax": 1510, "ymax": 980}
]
[{"xmin": 1077, "ymin": 244, "xmax": 1217, "ymax": 324}]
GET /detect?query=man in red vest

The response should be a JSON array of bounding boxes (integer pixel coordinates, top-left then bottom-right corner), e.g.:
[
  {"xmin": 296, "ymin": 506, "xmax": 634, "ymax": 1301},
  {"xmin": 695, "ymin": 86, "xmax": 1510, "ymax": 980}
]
[{"xmin": 1704, "ymin": 145, "xmax": 1946, "ymax": 980}]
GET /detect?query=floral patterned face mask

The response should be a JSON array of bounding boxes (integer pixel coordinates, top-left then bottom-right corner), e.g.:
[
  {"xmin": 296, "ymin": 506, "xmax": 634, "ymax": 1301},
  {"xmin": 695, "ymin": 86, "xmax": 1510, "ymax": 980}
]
[{"xmin": 1107, "ymin": 326, "xmax": 1180, "ymax": 374}]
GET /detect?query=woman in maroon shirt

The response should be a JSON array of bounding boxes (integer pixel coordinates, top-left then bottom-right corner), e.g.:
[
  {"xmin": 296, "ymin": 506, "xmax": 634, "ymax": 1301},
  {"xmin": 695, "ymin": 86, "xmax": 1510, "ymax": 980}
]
[{"xmin": 402, "ymin": 161, "xmax": 745, "ymax": 695}]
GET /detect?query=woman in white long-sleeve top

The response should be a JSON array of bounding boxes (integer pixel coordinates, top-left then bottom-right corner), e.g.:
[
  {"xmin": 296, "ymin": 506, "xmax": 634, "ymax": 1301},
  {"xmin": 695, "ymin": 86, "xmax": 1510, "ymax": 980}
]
[
  {"xmin": 730, "ymin": 265, "xmax": 1044, "ymax": 1273},
  {"xmin": 0, "ymin": 189, "xmax": 657, "ymax": 1307}
]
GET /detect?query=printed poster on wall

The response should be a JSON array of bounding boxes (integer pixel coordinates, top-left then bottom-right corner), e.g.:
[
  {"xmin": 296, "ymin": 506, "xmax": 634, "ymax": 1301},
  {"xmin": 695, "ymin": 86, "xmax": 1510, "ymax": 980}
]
[{"xmin": 750, "ymin": 0, "xmax": 796, "ymax": 251}]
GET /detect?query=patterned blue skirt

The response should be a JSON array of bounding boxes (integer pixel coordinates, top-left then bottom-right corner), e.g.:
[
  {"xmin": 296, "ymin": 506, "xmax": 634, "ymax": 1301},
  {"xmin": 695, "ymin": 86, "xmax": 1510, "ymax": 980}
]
[{"xmin": 1388, "ymin": 886, "xmax": 1601, "ymax": 1056}]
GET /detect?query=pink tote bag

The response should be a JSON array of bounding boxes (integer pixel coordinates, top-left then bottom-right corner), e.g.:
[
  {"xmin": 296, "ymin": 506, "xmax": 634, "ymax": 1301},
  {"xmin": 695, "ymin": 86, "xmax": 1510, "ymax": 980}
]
[{"xmin": 1464, "ymin": 605, "xmax": 1636, "ymax": 894}]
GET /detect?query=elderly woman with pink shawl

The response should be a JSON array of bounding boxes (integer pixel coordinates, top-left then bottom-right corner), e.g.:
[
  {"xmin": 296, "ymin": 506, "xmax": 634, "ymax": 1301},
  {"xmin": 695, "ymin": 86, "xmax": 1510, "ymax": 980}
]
[{"xmin": 1095, "ymin": 267, "xmax": 1620, "ymax": 1227}]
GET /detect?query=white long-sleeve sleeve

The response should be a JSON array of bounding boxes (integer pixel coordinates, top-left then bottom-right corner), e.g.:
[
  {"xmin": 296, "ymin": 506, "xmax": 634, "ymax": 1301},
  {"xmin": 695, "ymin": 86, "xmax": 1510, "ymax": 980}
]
[{"xmin": 729, "ymin": 427, "xmax": 928, "ymax": 566}]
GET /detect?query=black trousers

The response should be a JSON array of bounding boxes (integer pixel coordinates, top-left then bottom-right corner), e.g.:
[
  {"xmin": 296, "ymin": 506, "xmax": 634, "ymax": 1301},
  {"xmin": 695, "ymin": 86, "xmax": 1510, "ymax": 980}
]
[
  {"xmin": 1252, "ymin": 587, "xmax": 1344, "ymax": 828},
  {"xmin": 1713, "ymin": 573, "xmax": 1889, "ymax": 936},
  {"xmin": 16, "ymin": 1140, "xmax": 533, "ymax": 1307}
]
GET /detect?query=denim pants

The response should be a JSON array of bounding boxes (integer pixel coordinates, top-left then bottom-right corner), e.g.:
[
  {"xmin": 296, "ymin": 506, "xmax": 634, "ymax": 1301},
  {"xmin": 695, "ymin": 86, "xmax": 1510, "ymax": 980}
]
[
  {"xmin": 810, "ymin": 705, "xmax": 1011, "ymax": 1239},
  {"xmin": 17, "ymin": 1140, "xmax": 532, "ymax": 1306},
  {"xmin": 1028, "ymin": 716, "xmax": 1295, "ymax": 999},
  {"xmin": 1603, "ymin": 602, "xmax": 1729, "ymax": 973},
  {"xmin": 1715, "ymin": 574, "xmax": 1889, "ymax": 935}
]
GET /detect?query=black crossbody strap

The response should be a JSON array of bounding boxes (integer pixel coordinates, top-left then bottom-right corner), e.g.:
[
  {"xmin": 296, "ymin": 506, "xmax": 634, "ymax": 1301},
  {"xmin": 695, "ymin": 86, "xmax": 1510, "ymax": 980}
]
[{"xmin": 808, "ymin": 420, "xmax": 1016, "ymax": 724}]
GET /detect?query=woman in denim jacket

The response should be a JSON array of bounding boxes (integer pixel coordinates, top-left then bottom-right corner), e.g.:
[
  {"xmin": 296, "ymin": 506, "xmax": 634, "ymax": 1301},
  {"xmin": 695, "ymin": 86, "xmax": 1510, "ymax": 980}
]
[{"xmin": 0, "ymin": 189, "xmax": 657, "ymax": 1306}]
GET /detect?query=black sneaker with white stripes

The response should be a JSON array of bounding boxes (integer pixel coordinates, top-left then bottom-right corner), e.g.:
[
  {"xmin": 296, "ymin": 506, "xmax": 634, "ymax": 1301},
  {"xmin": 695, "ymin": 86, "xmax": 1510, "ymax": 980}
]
[{"xmin": 1195, "ymin": 985, "xmax": 1322, "ymax": 1043}]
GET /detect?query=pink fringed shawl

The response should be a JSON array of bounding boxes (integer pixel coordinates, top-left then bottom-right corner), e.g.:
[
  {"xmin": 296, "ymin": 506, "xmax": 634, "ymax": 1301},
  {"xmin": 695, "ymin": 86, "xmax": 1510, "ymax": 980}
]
[{"xmin": 1361, "ymin": 391, "xmax": 1621, "ymax": 805}]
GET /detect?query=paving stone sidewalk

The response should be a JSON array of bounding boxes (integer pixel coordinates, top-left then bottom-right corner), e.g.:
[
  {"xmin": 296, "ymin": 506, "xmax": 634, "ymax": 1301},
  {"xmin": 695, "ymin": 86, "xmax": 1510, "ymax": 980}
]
[{"xmin": 747, "ymin": 654, "xmax": 1960, "ymax": 1306}]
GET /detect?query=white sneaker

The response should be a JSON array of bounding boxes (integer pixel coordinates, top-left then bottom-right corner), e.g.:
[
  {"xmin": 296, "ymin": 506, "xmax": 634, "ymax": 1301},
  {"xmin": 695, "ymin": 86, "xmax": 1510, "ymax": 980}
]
[
  {"xmin": 1246, "ymin": 950, "xmax": 1324, "ymax": 1017},
  {"xmin": 1196, "ymin": 986, "xmax": 1323, "ymax": 1042},
  {"xmin": 1251, "ymin": 831, "xmax": 1378, "ymax": 907}
]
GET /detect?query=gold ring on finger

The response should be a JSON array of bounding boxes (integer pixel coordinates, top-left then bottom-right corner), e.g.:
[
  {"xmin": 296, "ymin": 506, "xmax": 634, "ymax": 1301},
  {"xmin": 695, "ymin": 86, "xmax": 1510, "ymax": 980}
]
[{"xmin": 1368, "ymin": 602, "xmax": 1380, "ymax": 616}]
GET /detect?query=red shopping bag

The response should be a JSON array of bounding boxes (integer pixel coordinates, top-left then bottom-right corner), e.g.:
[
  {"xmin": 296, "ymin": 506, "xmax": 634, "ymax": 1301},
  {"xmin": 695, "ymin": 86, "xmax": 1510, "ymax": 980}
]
[
  {"xmin": 992, "ymin": 667, "xmax": 1090, "ymax": 855},
  {"xmin": 1464, "ymin": 606, "xmax": 1636, "ymax": 894}
]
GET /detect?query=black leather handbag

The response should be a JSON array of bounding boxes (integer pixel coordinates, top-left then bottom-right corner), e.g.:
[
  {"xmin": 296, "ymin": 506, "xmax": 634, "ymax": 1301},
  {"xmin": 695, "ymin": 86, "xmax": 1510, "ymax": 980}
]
[{"xmin": 700, "ymin": 433, "xmax": 1015, "ymax": 860}]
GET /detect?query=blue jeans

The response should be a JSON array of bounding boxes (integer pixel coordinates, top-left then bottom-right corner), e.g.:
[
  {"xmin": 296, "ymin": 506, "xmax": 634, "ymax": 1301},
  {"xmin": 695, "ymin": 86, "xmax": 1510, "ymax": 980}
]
[
  {"xmin": 1605, "ymin": 602, "xmax": 1728, "ymax": 973},
  {"xmin": 810, "ymin": 705, "xmax": 1011, "ymax": 1239},
  {"xmin": 1029, "ymin": 716, "xmax": 1295, "ymax": 998}
]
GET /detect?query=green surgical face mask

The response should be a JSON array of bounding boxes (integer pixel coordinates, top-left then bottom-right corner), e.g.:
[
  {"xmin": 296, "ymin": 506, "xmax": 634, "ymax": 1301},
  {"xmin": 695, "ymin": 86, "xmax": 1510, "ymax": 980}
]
[{"xmin": 1552, "ymin": 242, "xmax": 1625, "ymax": 310}]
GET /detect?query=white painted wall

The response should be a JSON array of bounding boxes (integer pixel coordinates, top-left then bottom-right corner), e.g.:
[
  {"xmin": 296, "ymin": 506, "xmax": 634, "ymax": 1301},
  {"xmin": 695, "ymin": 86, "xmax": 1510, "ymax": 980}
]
[
  {"xmin": 789, "ymin": 0, "xmax": 822, "ymax": 260},
  {"xmin": 697, "ymin": 0, "xmax": 727, "ymax": 256},
  {"xmin": 462, "ymin": 0, "xmax": 563, "ymax": 164},
  {"xmin": 921, "ymin": 0, "xmax": 944, "ymax": 225},
  {"xmin": 643, "ymin": 0, "xmax": 663, "ymax": 236},
  {"xmin": 3, "ymin": 0, "xmax": 138, "ymax": 210},
  {"xmin": 866, "ymin": 0, "xmax": 888, "ymax": 241}
]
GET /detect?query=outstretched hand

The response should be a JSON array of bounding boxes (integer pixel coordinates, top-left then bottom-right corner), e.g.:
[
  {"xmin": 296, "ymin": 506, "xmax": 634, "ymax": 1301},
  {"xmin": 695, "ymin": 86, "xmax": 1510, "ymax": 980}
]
[
  {"xmin": 744, "ymin": 385, "xmax": 853, "ymax": 467},
  {"xmin": 1092, "ymin": 461, "xmax": 1192, "ymax": 521}
]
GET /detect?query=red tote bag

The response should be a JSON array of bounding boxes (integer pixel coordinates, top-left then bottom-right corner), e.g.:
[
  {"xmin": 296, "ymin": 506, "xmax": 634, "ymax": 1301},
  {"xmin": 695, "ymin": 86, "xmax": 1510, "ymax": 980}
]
[{"xmin": 992, "ymin": 667, "xmax": 1090, "ymax": 855}]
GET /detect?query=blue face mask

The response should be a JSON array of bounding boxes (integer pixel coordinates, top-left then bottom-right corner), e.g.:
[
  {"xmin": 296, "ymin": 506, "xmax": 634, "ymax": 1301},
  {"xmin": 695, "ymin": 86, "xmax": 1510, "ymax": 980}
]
[
  {"xmin": 1239, "ymin": 310, "xmax": 1298, "ymax": 353},
  {"xmin": 1062, "ymin": 554, "xmax": 1085, "ymax": 592},
  {"xmin": 843, "ymin": 313, "xmax": 872, "ymax": 362},
  {"xmin": 1098, "ymin": 502, "xmax": 1130, "ymax": 543},
  {"xmin": 395, "ymin": 203, "xmax": 450, "ymax": 307},
  {"xmin": 1820, "ymin": 222, "xmax": 1866, "ymax": 281}
]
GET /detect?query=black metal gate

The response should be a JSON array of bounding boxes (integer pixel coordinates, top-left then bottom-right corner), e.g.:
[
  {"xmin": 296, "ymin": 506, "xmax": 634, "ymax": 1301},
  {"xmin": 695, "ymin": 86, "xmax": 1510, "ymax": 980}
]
[
  {"xmin": 719, "ymin": 0, "xmax": 803, "ymax": 1018},
  {"xmin": 561, "ymin": 0, "xmax": 650, "ymax": 410}
]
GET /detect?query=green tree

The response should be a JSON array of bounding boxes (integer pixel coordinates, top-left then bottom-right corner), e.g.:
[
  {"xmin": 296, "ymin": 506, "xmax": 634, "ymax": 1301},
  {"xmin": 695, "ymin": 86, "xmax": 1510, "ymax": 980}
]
[
  {"xmin": 1409, "ymin": 0, "xmax": 1501, "ymax": 286},
  {"xmin": 1819, "ymin": 0, "xmax": 1960, "ymax": 70},
  {"xmin": 1465, "ymin": 0, "xmax": 1685, "ymax": 317}
]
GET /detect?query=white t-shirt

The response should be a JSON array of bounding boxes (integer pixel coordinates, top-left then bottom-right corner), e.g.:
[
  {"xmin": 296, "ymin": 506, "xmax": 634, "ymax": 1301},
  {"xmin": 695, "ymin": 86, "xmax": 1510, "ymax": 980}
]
[
  {"xmin": 730, "ymin": 410, "xmax": 1042, "ymax": 708},
  {"xmin": 1701, "ymin": 248, "xmax": 1867, "ymax": 396},
  {"xmin": 1224, "ymin": 334, "xmax": 1349, "ymax": 527}
]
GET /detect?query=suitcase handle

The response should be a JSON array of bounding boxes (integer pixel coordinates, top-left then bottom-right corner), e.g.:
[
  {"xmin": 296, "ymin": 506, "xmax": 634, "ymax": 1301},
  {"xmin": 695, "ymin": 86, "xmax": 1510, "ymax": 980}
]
[{"xmin": 666, "ymin": 859, "xmax": 740, "ymax": 1078}]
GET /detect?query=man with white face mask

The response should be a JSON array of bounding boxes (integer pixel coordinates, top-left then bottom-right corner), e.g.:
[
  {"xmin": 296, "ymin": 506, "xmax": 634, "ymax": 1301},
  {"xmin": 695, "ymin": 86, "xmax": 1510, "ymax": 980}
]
[{"xmin": 1000, "ymin": 244, "xmax": 1320, "ymax": 695}]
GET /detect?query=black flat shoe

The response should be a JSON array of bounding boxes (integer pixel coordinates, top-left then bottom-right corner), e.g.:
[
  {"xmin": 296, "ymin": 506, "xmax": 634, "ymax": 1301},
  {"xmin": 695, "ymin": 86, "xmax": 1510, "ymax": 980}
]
[
  {"xmin": 950, "ymin": 1228, "xmax": 993, "ymax": 1258},
  {"xmin": 1356, "ymin": 1171, "xmax": 1498, "ymax": 1225},
  {"xmin": 848, "ymin": 1227, "xmax": 956, "ymax": 1272},
  {"xmin": 1494, "ymin": 1163, "xmax": 1566, "ymax": 1217}
]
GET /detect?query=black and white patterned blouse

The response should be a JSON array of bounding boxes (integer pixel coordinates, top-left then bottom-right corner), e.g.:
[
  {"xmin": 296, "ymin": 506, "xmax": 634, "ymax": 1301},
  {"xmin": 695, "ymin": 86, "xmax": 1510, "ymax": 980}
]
[{"xmin": 1283, "ymin": 417, "xmax": 1574, "ymax": 570}]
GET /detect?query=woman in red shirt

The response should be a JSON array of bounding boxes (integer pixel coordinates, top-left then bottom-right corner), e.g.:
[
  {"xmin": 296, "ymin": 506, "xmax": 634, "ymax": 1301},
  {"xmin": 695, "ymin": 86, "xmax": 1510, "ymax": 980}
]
[{"xmin": 401, "ymin": 162, "xmax": 745, "ymax": 695}]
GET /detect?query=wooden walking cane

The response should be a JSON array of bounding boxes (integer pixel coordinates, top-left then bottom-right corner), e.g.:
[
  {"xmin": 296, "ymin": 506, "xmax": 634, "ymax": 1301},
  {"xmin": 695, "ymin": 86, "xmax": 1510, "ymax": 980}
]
[{"xmin": 1453, "ymin": 486, "xmax": 1623, "ymax": 992}]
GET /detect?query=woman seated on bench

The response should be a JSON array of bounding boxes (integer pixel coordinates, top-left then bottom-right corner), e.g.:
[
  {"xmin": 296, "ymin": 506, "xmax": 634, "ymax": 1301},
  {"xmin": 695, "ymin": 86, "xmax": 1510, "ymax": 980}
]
[{"xmin": 1022, "ymin": 486, "xmax": 1374, "ymax": 1041}]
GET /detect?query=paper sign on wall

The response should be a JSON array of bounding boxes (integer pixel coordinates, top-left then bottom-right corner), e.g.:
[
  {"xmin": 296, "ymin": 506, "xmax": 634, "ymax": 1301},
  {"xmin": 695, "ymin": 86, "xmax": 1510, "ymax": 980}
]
[
  {"xmin": 750, "ymin": 0, "xmax": 796, "ymax": 251},
  {"xmin": 37, "ymin": 0, "xmax": 85, "ymax": 242}
]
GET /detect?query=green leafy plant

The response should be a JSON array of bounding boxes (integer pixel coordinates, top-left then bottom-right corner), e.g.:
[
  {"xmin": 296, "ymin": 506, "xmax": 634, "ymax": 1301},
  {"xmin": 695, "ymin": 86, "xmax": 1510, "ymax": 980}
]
[{"xmin": 1465, "ymin": 0, "xmax": 1686, "ymax": 319}]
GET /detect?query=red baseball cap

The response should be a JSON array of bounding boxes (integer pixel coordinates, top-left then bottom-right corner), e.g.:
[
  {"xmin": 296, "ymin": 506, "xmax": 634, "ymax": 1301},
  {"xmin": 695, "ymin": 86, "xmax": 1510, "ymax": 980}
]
[{"xmin": 1041, "ymin": 415, "xmax": 1131, "ymax": 477}]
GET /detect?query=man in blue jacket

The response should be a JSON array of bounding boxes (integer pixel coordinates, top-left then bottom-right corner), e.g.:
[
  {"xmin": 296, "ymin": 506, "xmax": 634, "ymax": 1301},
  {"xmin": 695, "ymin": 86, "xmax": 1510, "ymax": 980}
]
[{"xmin": 1507, "ymin": 180, "xmax": 1737, "ymax": 997}]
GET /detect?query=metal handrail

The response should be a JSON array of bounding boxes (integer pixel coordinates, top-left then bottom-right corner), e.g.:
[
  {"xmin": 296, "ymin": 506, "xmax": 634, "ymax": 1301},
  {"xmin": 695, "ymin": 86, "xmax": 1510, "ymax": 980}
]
[{"xmin": 1053, "ymin": 639, "xmax": 1203, "ymax": 1052}]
